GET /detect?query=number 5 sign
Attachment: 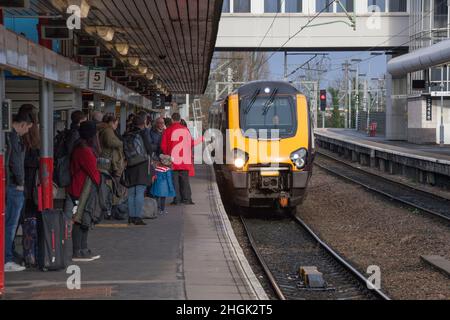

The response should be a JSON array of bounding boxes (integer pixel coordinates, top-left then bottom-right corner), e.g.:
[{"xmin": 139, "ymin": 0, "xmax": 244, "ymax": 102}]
[{"xmin": 88, "ymin": 68, "xmax": 106, "ymax": 90}]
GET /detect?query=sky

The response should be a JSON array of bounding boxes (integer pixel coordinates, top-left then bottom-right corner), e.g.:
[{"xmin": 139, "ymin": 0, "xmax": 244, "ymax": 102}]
[{"xmin": 267, "ymin": 51, "xmax": 388, "ymax": 89}]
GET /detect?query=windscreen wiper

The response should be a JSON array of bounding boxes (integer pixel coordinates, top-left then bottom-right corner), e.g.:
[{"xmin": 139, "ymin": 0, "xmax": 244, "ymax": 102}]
[
  {"xmin": 262, "ymin": 88, "xmax": 278, "ymax": 116},
  {"xmin": 244, "ymin": 89, "xmax": 261, "ymax": 115}
]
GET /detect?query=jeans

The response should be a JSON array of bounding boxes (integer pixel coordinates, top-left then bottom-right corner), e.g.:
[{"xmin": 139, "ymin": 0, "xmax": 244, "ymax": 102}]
[
  {"xmin": 128, "ymin": 185, "xmax": 146, "ymax": 218},
  {"xmin": 72, "ymin": 223, "xmax": 89, "ymax": 255},
  {"xmin": 172, "ymin": 171, "xmax": 192, "ymax": 203},
  {"xmin": 5, "ymin": 185, "xmax": 25, "ymax": 263}
]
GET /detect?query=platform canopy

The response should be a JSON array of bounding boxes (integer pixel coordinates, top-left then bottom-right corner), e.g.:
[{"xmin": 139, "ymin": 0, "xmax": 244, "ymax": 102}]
[{"xmin": 3, "ymin": 0, "xmax": 223, "ymax": 95}]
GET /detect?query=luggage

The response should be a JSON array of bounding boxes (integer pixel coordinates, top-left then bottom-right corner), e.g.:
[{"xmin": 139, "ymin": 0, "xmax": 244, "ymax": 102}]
[
  {"xmin": 22, "ymin": 217, "xmax": 38, "ymax": 268},
  {"xmin": 112, "ymin": 201, "xmax": 129, "ymax": 221},
  {"xmin": 38, "ymin": 209, "xmax": 67, "ymax": 271},
  {"xmin": 142, "ymin": 198, "xmax": 158, "ymax": 219}
]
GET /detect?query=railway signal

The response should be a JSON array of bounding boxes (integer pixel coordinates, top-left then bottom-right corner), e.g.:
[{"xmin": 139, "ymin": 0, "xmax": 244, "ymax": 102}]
[{"xmin": 320, "ymin": 90, "xmax": 327, "ymax": 112}]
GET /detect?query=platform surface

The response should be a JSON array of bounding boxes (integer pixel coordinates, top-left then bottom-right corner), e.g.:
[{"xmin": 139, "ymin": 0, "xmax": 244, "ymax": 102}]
[
  {"xmin": 315, "ymin": 128, "xmax": 450, "ymax": 163},
  {"xmin": 4, "ymin": 166, "xmax": 265, "ymax": 300}
]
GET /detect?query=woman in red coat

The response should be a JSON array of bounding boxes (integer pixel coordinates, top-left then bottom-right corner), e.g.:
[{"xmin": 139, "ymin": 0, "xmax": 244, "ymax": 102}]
[{"xmin": 68, "ymin": 121, "xmax": 101, "ymax": 262}]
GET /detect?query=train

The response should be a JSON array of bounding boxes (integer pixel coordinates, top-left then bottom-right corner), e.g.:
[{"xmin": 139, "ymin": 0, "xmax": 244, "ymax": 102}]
[{"xmin": 208, "ymin": 81, "xmax": 315, "ymax": 213}]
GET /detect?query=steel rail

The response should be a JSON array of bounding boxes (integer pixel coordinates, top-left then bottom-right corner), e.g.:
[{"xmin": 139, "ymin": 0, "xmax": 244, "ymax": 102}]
[
  {"xmin": 240, "ymin": 216, "xmax": 286, "ymax": 301},
  {"xmin": 315, "ymin": 151, "xmax": 450, "ymax": 223}
]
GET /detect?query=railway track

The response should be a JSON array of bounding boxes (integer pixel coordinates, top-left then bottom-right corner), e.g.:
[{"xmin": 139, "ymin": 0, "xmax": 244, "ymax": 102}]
[
  {"xmin": 314, "ymin": 151, "xmax": 450, "ymax": 223},
  {"xmin": 239, "ymin": 215, "xmax": 390, "ymax": 300}
]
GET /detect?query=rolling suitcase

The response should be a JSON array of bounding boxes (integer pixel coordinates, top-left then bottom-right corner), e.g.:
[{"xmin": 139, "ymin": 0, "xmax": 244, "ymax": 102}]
[
  {"xmin": 22, "ymin": 217, "xmax": 38, "ymax": 268},
  {"xmin": 38, "ymin": 209, "xmax": 67, "ymax": 271}
]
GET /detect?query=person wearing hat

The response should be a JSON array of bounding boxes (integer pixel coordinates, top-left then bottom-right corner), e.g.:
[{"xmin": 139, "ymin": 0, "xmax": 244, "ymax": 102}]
[
  {"xmin": 67, "ymin": 121, "xmax": 101, "ymax": 262},
  {"xmin": 150, "ymin": 154, "xmax": 176, "ymax": 215}
]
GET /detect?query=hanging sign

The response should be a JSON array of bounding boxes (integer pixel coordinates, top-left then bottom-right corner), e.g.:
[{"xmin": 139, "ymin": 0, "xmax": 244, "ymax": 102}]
[{"xmin": 88, "ymin": 68, "xmax": 107, "ymax": 91}]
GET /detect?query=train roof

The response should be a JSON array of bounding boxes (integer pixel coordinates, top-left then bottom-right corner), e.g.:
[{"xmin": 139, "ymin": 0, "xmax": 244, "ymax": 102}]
[{"xmin": 233, "ymin": 81, "xmax": 300, "ymax": 96}]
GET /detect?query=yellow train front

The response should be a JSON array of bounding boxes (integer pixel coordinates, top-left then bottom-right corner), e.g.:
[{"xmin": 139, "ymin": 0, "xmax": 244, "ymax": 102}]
[{"xmin": 209, "ymin": 81, "xmax": 315, "ymax": 211}]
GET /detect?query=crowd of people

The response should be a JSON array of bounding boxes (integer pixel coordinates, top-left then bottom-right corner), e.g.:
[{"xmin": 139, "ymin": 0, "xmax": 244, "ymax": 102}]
[{"xmin": 4, "ymin": 106, "xmax": 198, "ymax": 272}]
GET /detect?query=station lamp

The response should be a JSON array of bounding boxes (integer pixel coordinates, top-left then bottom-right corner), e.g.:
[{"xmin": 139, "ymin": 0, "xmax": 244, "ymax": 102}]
[
  {"xmin": 115, "ymin": 43, "xmax": 129, "ymax": 56},
  {"xmin": 128, "ymin": 57, "xmax": 140, "ymax": 67},
  {"xmin": 138, "ymin": 66, "xmax": 148, "ymax": 74},
  {"xmin": 96, "ymin": 26, "xmax": 115, "ymax": 42},
  {"xmin": 146, "ymin": 72, "xmax": 154, "ymax": 80}
]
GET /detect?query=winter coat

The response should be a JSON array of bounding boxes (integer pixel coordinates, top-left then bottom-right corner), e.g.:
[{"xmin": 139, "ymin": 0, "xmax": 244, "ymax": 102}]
[
  {"xmin": 161, "ymin": 123, "xmax": 195, "ymax": 176},
  {"xmin": 151, "ymin": 166, "xmax": 176, "ymax": 198},
  {"xmin": 98, "ymin": 123, "xmax": 125, "ymax": 177},
  {"xmin": 5, "ymin": 129, "xmax": 26, "ymax": 187},
  {"xmin": 123, "ymin": 127, "xmax": 152, "ymax": 187},
  {"xmin": 68, "ymin": 144, "xmax": 101, "ymax": 199},
  {"xmin": 149, "ymin": 128, "xmax": 163, "ymax": 159}
]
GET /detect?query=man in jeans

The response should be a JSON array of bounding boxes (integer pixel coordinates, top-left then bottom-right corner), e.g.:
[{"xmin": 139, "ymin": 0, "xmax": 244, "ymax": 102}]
[
  {"xmin": 5, "ymin": 113, "xmax": 33, "ymax": 272},
  {"xmin": 161, "ymin": 113, "xmax": 195, "ymax": 205},
  {"xmin": 123, "ymin": 114, "xmax": 152, "ymax": 225}
]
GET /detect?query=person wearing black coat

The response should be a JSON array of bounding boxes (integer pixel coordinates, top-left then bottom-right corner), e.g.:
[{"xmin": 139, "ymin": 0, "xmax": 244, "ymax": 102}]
[{"xmin": 123, "ymin": 114, "xmax": 152, "ymax": 226}]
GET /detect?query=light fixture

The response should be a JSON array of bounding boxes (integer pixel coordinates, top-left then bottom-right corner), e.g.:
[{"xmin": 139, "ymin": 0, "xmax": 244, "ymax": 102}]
[
  {"xmin": 115, "ymin": 43, "xmax": 129, "ymax": 56},
  {"xmin": 138, "ymin": 66, "xmax": 148, "ymax": 74},
  {"xmin": 146, "ymin": 72, "xmax": 154, "ymax": 80},
  {"xmin": 128, "ymin": 57, "xmax": 140, "ymax": 67},
  {"xmin": 97, "ymin": 26, "xmax": 115, "ymax": 42}
]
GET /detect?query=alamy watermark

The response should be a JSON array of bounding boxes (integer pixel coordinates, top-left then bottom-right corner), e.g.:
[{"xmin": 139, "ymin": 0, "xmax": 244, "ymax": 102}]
[{"xmin": 66, "ymin": 265, "xmax": 81, "ymax": 290}]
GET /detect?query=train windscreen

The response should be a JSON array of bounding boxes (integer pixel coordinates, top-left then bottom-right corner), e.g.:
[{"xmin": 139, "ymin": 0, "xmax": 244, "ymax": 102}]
[{"xmin": 240, "ymin": 93, "xmax": 297, "ymax": 139}]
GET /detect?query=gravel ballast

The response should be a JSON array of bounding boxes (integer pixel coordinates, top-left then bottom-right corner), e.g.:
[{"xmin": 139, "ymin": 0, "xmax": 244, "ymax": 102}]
[{"xmin": 299, "ymin": 167, "xmax": 450, "ymax": 300}]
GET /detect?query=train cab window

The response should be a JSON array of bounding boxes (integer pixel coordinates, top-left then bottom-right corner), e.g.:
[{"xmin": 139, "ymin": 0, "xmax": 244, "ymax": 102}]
[{"xmin": 240, "ymin": 94, "xmax": 297, "ymax": 139}]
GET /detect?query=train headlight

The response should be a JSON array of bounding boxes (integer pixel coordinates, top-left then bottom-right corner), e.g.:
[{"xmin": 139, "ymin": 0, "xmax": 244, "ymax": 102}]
[
  {"xmin": 234, "ymin": 158, "xmax": 246, "ymax": 169},
  {"xmin": 290, "ymin": 148, "xmax": 308, "ymax": 169},
  {"xmin": 233, "ymin": 149, "xmax": 249, "ymax": 169}
]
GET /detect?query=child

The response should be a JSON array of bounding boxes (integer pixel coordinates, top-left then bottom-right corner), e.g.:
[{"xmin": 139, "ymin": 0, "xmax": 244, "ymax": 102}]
[{"xmin": 151, "ymin": 155, "xmax": 176, "ymax": 215}]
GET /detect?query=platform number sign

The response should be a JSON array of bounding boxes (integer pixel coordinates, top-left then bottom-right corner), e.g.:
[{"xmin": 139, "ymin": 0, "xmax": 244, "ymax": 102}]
[
  {"xmin": 88, "ymin": 68, "xmax": 106, "ymax": 91},
  {"xmin": 426, "ymin": 95, "xmax": 432, "ymax": 121},
  {"xmin": 152, "ymin": 94, "xmax": 166, "ymax": 109},
  {"xmin": 2, "ymin": 99, "xmax": 12, "ymax": 132}
]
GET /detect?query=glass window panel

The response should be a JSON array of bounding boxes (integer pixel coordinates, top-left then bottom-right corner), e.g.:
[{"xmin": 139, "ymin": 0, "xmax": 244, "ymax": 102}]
[
  {"xmin": 316, "ymin": 0, "xmax": 334, "ymax": 12},
  {"xmin": 234, "ymin": 0, "xmax": 251, "ymax": 13},
  {"xmin": 285, "ymin": 0, "xmax": 303, "ymax": 13},
  {"xmin": 389, "ymin": 0, "xmax": 407, "ymax": 12},
  {"xmin": 368, "ymin": 0, "xmax": 385, "ymax": 12},
  {"xmin": 222, "ymin": 0, "xmax": 230, "ymax": 13},
  {"xmin": 336, "ymin": 0, "xmax": 354, "ymax": 12},
  {"xmin": 265, "ymin": 0, "xmax": 282, "ymax": 13},
  {"xmin": 434, "ymin": 0, "xmax": 448, "ymax": 29}
]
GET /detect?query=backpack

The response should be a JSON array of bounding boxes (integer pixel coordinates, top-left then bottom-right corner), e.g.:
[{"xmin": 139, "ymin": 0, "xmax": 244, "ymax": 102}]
[
  {"xmin": 53, "ymin": 129, "xmax": 72, "ymax": 188},
  {"xmin": 123, "ymin": 132, "xmax": 148, "ymax": 167}
]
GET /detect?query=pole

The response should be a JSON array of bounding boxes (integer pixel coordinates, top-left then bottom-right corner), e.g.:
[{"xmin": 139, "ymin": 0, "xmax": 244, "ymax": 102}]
[
  {"xmin": 355, "ymin": 65, "xmax": 360, "ymax": 130},
  {"xmin": 284, "ymin": 52, "xmax": 288, "ymax": 81},
  {"xmin": 39, "ymin": 80, "xmax": 54, "ymax": 211},
  {"xmin": 440, "ymin": 65, "xmax": 445, "ymax": 147},
  {"xmin": 348, "ymin": 75, "xmax": 352, "ymax": 129},
  {"xmin": 364, "ymin": 79, "xmax": 370, "ymax": 135},
  {"xmin": 343, "ymin": 62, "xmax": 349, "ymax": 129},
  {"xmin": 0, "ymin": 69, "xmax": 6, "ymax": 298},
  {"xmin": 120, "ymin": 102, "xmax": 127, "ymax": 135},
  {"xmin": 227, "ymin": 68, "xmax": 233, "ymax": 94}
]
